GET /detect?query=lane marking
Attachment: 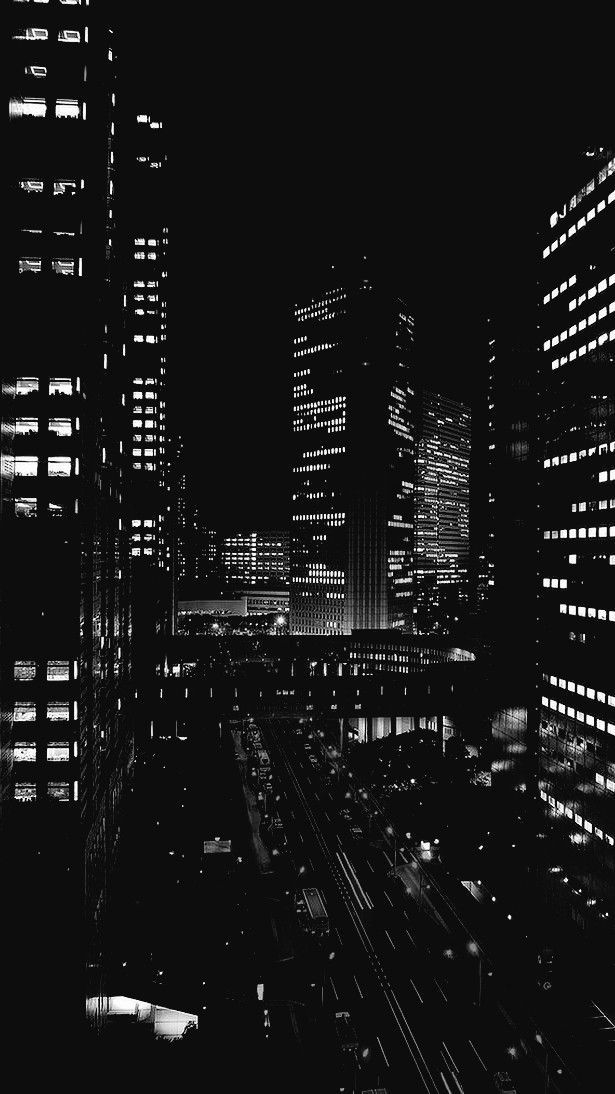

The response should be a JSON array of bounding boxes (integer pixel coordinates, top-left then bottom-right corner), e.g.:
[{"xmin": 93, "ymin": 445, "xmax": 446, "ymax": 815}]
[
  {"xmin": 269, "ymin": 727, "xmax": 440, "ymax": 1094},
  {"xmin": 442, "ymin": 1042, "xmax": 458, "ymax": 1072},
  {"xmin": 467, "ymin": 1040, "xmax": 487, "ymax": 1071},
  {"xmin": 410, "ymin": 979, "xmax": 424, "ymax": 1004},
  {"xmin": 384, "ymin": 890, "xmax": 393, "ymax": 906},
  {"xmin": 366, "ymin": 859, "xmax": 375, "ymax": 872},
  {"xmin": 342, "ymin": 851, "xmax": 374, "ymax": 910},
  {"xmin": 376, "ymin": 1035, "xmax": 390, "ymax": 1067},
  {"xmin": 385, "ymin": 929, "xmax": 396, "ymax": 950},
  {"xmin": 405, "ymin": 927, "xmax": 415, "ymax": 945},
  {"xmin": 330, "ymin": 977, "xmax": 338, "ymax": 1000},
  {"xmin": 353, "ymin": 974, "xmax": 364, "ymax": 998}
]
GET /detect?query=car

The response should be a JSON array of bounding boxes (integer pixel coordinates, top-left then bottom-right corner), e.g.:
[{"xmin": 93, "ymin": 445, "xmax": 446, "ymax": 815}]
[
  {"xmin": 341, "ymin": 809, "xmax": 352, "ymax": 822},
  {"xmin": 493, "ymin": 1072, "xmax": 516, "ymax": 1093},
  {"xmin": 309, "ymin": 756, "xmax": 319, "ymax": 767},
  {"xmin": 350, "ymin": 825, "xmax": 363, "ymax": 840}
]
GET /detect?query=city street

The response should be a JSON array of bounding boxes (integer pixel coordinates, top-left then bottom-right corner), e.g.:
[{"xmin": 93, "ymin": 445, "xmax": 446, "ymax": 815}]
[{"xmin": 261, "ymin": 718, "xmax": 539, "ymax": 1094}]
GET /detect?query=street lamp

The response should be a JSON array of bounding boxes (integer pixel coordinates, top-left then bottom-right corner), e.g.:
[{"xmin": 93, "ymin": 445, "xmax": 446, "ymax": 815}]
[
  {"xmin": 386, "ymin": 825, "xmax": 397, "ymax": 867},
  {"xmin": 467, "ymin": 940, "xmax": 483, "ymax": 1006}
]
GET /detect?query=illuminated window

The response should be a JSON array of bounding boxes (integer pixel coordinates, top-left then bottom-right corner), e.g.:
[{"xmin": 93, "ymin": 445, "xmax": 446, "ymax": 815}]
[
  {"xmin": 48, "ymin": 457, "xmax": 71, "ymax": 477},
  {"xmin": 19, "ymin": 258, "xmax": 41, "ymax": 274},
  {"xmin": 16, "ymin": 418, "xmax": 38, "ymax": 435},
  {"xmin": 15, "ymin": 497, "xmax": 37, "ymax": 518},
  {"xmin": 47, "ymin": 661, "xmax": 69, "ymax": 682},
  {"xmin": 16, "ymin": 378, "xmax": 38, "ymax": 396},
  {"xmin": 14, "ymin": 661, "xmax": 36, "ymax": 682},
  {"xmin": 15, "ymin": 701, "xmax": 36, "ymax": 722},
  {"xmin": 14, "ymin": 743, "xmax": 36, "ymax": 763},
  {"xmin": 52, "ymin": 258, "xmax": 75, "ymax": 276},
  {"xmin": 53, "ymin": 180, "xmax": 77, "ymax": 197},
  {"xmin": 47, "ymin": 743, "xmax": 70, "ymax": 762},
  {"xmin": 57, "ymin": 29, "xmax": 81, "ymax": 43},
  {"xmin": 19, "ymin": 179, "xmax": 44, "ymax": 193},
  {"xmin": 15, "ymin": 456, "xmax": 38, "ymax": 477},
  {"xmin": 49, "ymin": 378, "xmax": 72, "ymax": 395},
  {"xmin": 13, "ymin": 96, "xmax": 47, "ymax": 118},
  {"xmin": 47, "ymin": 701, "xmax": 69, "ymax": 722},
  {"xmin": 14, "ymin": 783, "xmax": 37, "ymax": 802},
  {"xmin": 48, "ymin": 418, "xmax": 72, "ymax": 437},
  {"xmin": 55, "ymin": 98, "xmax": 80, "ymax": 119},
  {"xmin": 47, "ymin": 782, "xmax": 70, "ymax": 801}
]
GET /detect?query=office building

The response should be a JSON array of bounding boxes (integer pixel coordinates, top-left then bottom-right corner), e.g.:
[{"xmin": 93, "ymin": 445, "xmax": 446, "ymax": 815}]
[
  {"xmin": 414, "ymin": 391, "xmax": 471, "ymax": 634},
  {"xmin": 290, "ymin": 261, "xmax": 415, "ymax": 635},
  {"xmin": 537, "ymin": 148, "xmax": 615, "ymax": 901},
  {"xmin": 4, "ymin": 6, "xmax": 132, "ymax": 1035},
  {"xmin": 170, "ymin": 435, "xmax": 220, "ymax": 596},
  {"xmin": 119, "ymin": 104, "xmax": 172, "ymax": 655},
  {"xmin": 481, "ymin": 269, "xmax": 538, "ymax": 792},
  {"xmin": 221, "ymin": 529, "xmax": 289, "ymax": 588}
]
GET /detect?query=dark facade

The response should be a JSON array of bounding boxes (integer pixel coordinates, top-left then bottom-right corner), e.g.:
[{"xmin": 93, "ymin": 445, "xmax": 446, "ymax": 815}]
[
  {"xmin": 414, "ymin": 391, "xmax": 471, "ymax": 635},
  {"xmin": 536, "ymin": 149, "xmax": 615, "ymax": 899},
  {"xmin": 481, "ymin": 263, "xmax": 538, "ymax": 793},
  {"xmin": 170, "ymin": 435, "xmax": 220, "ymax": 597},
  {"xmin": 4, "ymin": 5, "xmax": 133, "ymax": 1035},
  {"xmin": 290, "ymin": 262, "xmax": 415, "ymax": 634}
]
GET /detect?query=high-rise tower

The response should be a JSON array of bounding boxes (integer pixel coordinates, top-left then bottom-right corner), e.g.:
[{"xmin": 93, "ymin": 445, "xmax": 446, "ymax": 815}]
[
  {"xmin": 119, "ymin": 105, "xmax": 171, "ymax": 657},
  {"xmin": 290, "ymin": 262, "xmax": 415, "ymax": 635},
  {"xmin": 414, "ymin": 391, "xmax": 471, "ymax": 634},
  {"xmin": 4, "ymin": 4, "xmax": 132, "ymax": 1035},
  {"xmin": 537, "ymin": 148, "xmax": 615, "ymax": 901}
]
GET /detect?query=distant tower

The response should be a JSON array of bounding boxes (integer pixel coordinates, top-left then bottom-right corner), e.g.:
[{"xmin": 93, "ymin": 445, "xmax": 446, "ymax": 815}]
[
  {"xmin": 290, "ymin": 262, "xmax": 415, "ymax": 634},
  {"xmin": 414, "ymin": 391, "xmax": 471, "ymax": 634}
]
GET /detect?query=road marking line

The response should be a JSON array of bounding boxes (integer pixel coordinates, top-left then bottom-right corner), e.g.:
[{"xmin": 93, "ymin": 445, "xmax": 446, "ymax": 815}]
[
  {"xmin": 353, "ymin": 974, "xmax": 364, "ymax": 998},
  {"xmin": 366, "ymin": 860, "xmax": 375, "ymax": 872},
  {"xmin": 405, "ymin": 928, "xmax": 415, "ymax": 944},
  {"xmin": 442, "ymin": 1042, "xmax": 458, "ymax": 1072},
  {"xmin": 376, "ymin": 1035, "xmax": 390, "ymax": 1067},
  {"xmin": 330, "ymin": 977, "xmax": 338, "ymax": 1000},
  {"xmin": 450, "ymin": 1072, "xmax": 464, "ymax": 1094},
  {"xmin": 384, "ymin": 890, "xmax": 393, "ymax": 906},
  {"xmin": 410, "ymin": 979, "xmax": 424, "ymax": 1003},
  {"xmin": 385, "ymin": 929, "xmax": 396, "ymax": 949},
  {"xmin": 467, "ymin": 1040, "xmax": 487, "ymax": 1070},
  {"xmin": 440, "ymin": 1072, "xmax": 454, "ymax": 1094}
]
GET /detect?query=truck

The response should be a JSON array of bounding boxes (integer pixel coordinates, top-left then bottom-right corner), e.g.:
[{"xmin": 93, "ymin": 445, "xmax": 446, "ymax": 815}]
[
  {"xmin": 297, "ymin": 887, "xmax": 329, "ymax": 937},
  {"xmin": 334, "ymin": 1010, "xmax": 359, "ymax": 1057}
]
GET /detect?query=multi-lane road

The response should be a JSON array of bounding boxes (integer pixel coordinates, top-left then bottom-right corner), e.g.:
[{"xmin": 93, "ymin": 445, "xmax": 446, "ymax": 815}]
[
  {"xmin": 255, "ymin": 717, "xmax": 615, "ymax": 1093},
  {"xmin": 260, "ymin": 717, "xmax": 545, "ymax": 1094}
]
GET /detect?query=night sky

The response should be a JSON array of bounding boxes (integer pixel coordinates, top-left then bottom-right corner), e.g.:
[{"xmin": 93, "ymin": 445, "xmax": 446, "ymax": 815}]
[{"xmin": 118, "ymin": 16, "xmax": 584, "ymax": 530}]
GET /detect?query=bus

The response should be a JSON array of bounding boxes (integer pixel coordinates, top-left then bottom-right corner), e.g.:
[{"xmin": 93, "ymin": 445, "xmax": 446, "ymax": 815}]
[{"xmin": 298, "ymin": 887, "xmax": 329, "ymax": 937}]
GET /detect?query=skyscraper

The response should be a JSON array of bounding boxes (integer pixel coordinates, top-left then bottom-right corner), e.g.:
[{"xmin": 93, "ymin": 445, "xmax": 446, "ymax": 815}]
[
  {"xmin": 119, "ymin": 105, "xmax": 171, "ymax": 655},
  {"xmin": 290, "ymin": 262, "xmax": 415, "ymax": 635},
  {"xmin": 481, "ymin": 273, "xmax": 538, "ymax": 794},
  {"xmin": 537, "ymin": 148, "xmax": 615, "ymax": 901},
  {"xmin": 5, "ymin": 6, "xmax": 132, "ymax": 1034},
  {"xmin": 414, "ymin": 391, "xmax": 471, "ymax": 635}
]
